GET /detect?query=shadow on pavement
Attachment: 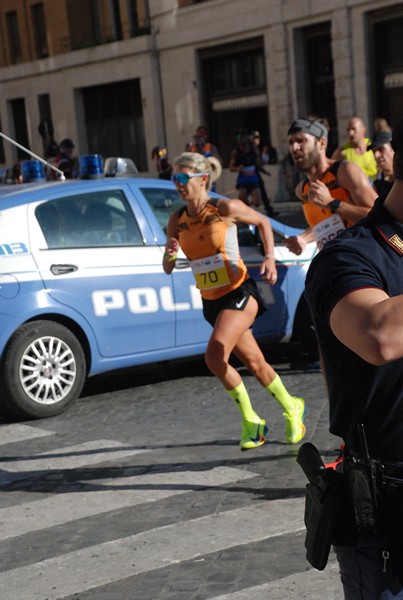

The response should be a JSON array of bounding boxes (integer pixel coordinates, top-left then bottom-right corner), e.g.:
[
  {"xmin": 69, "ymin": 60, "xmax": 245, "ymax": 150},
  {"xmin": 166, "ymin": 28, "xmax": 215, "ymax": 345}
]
[{"xmin": 81, "ymin": 342, "xmax": 319, "ymax": 397}]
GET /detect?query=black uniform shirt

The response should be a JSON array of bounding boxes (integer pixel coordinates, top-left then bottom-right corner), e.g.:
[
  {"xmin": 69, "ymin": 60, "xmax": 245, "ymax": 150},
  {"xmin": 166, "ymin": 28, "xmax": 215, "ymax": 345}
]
[
  {"xmin": 305, "ymin": 196, "xmax": 403, "ymax": 460},
  {"xmin": 374, "ymin": 175, "xmax": 393, "ymax": 197}
]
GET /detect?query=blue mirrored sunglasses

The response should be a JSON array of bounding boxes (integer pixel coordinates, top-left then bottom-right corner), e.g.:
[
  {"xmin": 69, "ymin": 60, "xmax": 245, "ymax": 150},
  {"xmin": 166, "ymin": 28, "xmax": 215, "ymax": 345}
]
[{"xmin": 171, "ymin": 172, "xmax": 208, "ymax": 185}]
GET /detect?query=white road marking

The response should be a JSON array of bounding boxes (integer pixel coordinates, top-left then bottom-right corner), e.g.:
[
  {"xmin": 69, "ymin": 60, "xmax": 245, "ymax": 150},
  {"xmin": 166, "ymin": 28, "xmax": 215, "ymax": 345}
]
[
  {"xmin": 0, "ymin": 466, "xmax": 256, "ymax": 540},
  {"xmin": 0, "ymin": 499, "xmax": 305, "ymax": 600},
  {"xmin": 210, "ymin": 561, "xmax": 342, "ymax": 599},
  {"xmin": 0, "ymin": 423, "xmax": 53, "ymax": 445},
  {"xmin": 0, "ymin": 439, "xmax": 149, "ymax": 472}
]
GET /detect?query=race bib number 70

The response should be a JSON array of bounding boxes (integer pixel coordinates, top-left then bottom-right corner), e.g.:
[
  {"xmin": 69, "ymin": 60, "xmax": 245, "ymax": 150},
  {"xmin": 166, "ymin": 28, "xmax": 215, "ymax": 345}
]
[{"xmin": 189, "ymin": 253, "xmax": 230, "ymax": 290}]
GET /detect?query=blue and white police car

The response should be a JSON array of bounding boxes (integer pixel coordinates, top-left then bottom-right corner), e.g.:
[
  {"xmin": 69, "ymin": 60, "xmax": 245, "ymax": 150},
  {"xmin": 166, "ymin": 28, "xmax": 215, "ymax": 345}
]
[{"xmin": 0, "ymin": 156, "xmax": 317, "ymax": 419}]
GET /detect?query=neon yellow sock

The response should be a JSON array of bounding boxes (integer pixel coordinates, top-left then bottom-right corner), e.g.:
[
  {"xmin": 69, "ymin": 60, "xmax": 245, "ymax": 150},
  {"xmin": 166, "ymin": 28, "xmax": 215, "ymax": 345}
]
[
  {"xmin": 266, "ymin": 374, "xmax": 297, "ymax": 413},
  {"xmin": 227, "ymin": 381, "xmax": 259, "ymax": 422}
]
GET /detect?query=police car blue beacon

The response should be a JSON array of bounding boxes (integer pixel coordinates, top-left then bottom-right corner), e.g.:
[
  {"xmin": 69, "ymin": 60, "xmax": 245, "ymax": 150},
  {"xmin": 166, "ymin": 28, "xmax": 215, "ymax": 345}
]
[{"xmin": 0, "ymin": 155, "xmax": 317, "ymax": 419}]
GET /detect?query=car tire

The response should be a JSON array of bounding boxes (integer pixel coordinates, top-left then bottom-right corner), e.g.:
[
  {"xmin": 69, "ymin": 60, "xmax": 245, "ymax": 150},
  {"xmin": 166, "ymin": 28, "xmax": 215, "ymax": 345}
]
[
  {"xmin": 293, "ymin": 296, "xmax": 319, "ymax": 361},
  {"xmin": 0, "ymin": 320, "xmax": 86, "ymax": 419}
]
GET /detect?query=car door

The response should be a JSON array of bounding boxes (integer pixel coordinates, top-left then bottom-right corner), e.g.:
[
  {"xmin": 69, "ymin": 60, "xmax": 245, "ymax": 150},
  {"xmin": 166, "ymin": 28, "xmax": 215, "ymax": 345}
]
[
  {"xmin": 133, "ymin": 183, "xmax": 212, "ymax": 347},
  {"xmin": 29, "ymin": 185, "xmax": 178, "ymax": 359},
  {"xmin": 238, "ymin": 220, "xmax": 317, "ymax": 343}
]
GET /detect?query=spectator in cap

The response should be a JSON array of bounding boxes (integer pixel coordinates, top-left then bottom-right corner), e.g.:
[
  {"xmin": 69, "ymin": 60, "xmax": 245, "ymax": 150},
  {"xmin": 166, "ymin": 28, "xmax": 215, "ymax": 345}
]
[
  {"xmin": 285, "ymin": 117, "xmax": 377, "ymax": 254},
  {"xmin": 331, "ymin": 116, "xmax": 378, "ymax": 181},
  {"xmin": 370, "ymin": 131, "xmax": 395, "ymax": 196}
]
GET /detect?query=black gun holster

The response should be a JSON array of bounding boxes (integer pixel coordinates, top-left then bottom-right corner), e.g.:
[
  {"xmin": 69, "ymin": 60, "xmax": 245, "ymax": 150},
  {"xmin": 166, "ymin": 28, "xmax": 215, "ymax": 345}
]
[
  {"xmin": 304, "ymin": 470, "xmax": 347, "ymax": 570},
  {"xmin": 297, "ymin": 442, "xmax": 349, "ymax": 570}
]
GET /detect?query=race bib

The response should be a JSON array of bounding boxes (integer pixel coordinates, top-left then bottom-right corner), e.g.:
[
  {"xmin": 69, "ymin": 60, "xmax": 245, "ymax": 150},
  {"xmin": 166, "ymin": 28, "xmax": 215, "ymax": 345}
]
[
  {"xmin": 190, "ymin": 253, "xmax": 230, "ymax": 290},
  {"xmin": 313, "ymin": 214, "xmax": 345, "ymax": 250}
]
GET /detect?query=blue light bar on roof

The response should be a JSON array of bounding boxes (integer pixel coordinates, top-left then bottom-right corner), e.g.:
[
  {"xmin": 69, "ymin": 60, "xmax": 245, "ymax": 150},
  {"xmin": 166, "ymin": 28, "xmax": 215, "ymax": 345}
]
[
  {"xmin": 21, "ymin": 160, "xmax": 45, "ymax": 182},
  {"xmin": 79, "ymin": 154, "xmax": 103, "ymax": 179}
]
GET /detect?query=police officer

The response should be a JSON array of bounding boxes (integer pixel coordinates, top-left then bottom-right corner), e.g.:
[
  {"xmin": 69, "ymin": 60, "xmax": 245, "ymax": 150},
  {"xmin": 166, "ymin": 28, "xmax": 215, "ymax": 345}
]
[{"xmin": 305, "ymin": 118, "xmax": 403, "ymax": 599}]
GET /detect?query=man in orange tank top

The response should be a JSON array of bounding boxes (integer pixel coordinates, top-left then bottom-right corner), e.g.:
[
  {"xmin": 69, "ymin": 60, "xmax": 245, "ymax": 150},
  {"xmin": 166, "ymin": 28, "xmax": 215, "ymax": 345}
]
[{"xmin": 285, "ymin": 118, "xmax": 377, "ymax": 255}]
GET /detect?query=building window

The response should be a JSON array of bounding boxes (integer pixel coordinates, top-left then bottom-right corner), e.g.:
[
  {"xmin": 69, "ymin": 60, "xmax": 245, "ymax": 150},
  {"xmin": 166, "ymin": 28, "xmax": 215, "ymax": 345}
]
[
  {"xmin": 38, "ymin": 94, "xmax": 57, "ymax": 157},
  {"xmin": 294, "ymin": 23, "xmax": 337, "ymax": 153},
  {"xmin": 31, "ymin": 3, "xmax": 49, "ymax": 58},
  {"xmin": 82, "ymin": 79, "xmax": 147, "ymax": 171},
  {"xmin": 6, "ymin": 11, "xmax": 22, "ymax": 64},
  {"xmin": 127, "ymin": 0, "xmax": 150, "ymax": 37},
  {"xmin": 65, "ymin": 0, "xmax": 102, "ymax": 50},
  {"xmin": 127, "ymin": 0, "xmax": 139, "ymax": 35},
  {"xmin": 208, "ymin": 50, "xmax": 265, "ymax": 96},
  {"xmin": 108, "ymin": 0, "xmax": 123, "ymax": 41},
  {"xmin": 200, "ymin": 38, "xmax": 269, "ymax": 164},
  {"xmin": 10, "ymin": 98, "xmax": 30, "ymax": 160}
]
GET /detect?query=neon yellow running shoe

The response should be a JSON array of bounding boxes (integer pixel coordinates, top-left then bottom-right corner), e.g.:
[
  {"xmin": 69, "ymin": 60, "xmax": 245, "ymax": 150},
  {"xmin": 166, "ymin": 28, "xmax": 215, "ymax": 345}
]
[
  {"xmin": 283, "ymin": 397, "xmax": 306, "ymax": 444},
  {"xmin": 240, "ymin": 419, "xmax": 268, "ymax": 451}
]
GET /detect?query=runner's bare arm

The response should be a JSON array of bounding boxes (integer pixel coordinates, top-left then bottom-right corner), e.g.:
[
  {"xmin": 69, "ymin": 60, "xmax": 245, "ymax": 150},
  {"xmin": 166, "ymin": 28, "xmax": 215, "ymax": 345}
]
[
  {"xmin": 163, "ymin": 212, "xmax": 179, "ymax": 274},
  {"xmin": 338, "ymin": 160, "xmax": 378, "ymax": 212},
  {"xmin": 218, "ymin": 198, "xmax": 277, "ymax": 283}
]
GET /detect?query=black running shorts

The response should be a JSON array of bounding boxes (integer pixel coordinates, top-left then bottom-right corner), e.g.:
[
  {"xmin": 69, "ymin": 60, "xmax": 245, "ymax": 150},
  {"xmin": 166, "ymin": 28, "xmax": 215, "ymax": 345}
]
[{"xmin": 202, "ymin": 277, "xmax": 267, "ymax": 327}]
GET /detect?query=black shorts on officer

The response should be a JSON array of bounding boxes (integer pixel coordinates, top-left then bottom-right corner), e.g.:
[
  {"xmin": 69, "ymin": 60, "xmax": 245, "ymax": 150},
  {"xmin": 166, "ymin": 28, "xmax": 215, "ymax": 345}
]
[{"xmin": 202, "ymin": 277, "xmax": 267, "ymax": 327}]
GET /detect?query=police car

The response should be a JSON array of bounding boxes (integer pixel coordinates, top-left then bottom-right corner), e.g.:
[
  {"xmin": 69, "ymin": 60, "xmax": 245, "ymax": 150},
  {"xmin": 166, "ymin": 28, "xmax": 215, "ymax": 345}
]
[{"xmin": 0, "ymin": 156, "xmax": 317, "ymax": 419}]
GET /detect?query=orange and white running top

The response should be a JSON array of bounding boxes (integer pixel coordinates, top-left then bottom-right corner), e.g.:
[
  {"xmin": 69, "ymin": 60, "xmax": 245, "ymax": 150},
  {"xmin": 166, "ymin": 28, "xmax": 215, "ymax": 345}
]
[
  {"xmin": 300, "ymin": 160, "xmax": 351, "ymax": 228},
  {"xmin": 176, "ymin": 200, "xmax": 249, "ymax": 300}
]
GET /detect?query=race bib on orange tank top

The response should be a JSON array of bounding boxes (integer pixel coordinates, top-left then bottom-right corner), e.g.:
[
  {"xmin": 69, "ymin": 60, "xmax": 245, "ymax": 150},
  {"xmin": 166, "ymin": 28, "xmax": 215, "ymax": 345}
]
[
  {"xmin": 189, "ymin": 253, "xmax": 231, "ymax": 290},
  {"xmin": 313, "ymin": 214, "xmax": 346, "ymax": 250}
]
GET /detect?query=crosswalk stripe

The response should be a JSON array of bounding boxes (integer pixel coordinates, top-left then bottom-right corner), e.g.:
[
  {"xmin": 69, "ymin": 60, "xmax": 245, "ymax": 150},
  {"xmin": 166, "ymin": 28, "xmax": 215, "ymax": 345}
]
[
  {"xmin": 0, "ymin": 423, "xmax": 53, "ymax": 445},
  {"xmin": 210, "ymin": 561, "xmax": 342, "ymax": 599},
  {"xmin": 0, "ymin": 499, "xmax": 305, "ymax": 600},
  {"xmin": 0, "ymin": 466, "xmax": 257, "ymax": 540},
  {"xmin": 0, "ymin": 439, "xmax": 150, "ymax": 473}
]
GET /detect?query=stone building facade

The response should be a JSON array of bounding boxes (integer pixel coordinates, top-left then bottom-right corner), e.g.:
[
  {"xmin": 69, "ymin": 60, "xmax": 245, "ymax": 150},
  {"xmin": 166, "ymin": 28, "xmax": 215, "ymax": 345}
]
[{"xmin": 0, "ymin": 0, "xmax": 402, "ymax": 196}]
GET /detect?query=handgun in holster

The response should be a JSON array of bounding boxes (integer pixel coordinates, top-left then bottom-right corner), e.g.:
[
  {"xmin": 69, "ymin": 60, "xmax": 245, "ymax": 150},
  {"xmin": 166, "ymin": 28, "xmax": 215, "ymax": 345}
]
[{"xmin": 297, "ymin": 442, "xmax": 347, "ymax": 570}]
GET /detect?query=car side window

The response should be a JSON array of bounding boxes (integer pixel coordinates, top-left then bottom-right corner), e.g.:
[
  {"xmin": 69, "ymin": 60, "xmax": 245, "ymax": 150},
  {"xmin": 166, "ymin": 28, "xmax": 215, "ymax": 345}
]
[
  {"xmin": 140, "ymin": 187, "xmax": 186, "ymax": 233},
  {"xmin": 36, "ymin": 191, "xmax": 143, "ymax": 248},
  {"xmin": 237, "ymin": 223, "xmax": 284, "ymax": 248}
]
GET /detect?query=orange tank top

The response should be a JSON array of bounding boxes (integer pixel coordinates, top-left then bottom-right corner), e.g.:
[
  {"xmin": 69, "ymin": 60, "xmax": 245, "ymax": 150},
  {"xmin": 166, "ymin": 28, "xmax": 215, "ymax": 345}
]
[
  {"xmin": 301, "ymin": 161, "xmax": 351, "ymax": 228},
  {"xmin": 176, "ymin": 200, "xmax": 248, "ymax": 300}
]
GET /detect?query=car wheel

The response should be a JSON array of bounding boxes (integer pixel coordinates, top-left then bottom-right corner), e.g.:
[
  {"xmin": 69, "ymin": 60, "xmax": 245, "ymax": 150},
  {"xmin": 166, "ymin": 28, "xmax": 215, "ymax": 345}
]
[
  {"xmin": 293, "ymin": 296, "xmax": 319, "ymax": 361},
  {"xmin": 0, "ymin": 320, "xmax": 86, "ymax": 419}
]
